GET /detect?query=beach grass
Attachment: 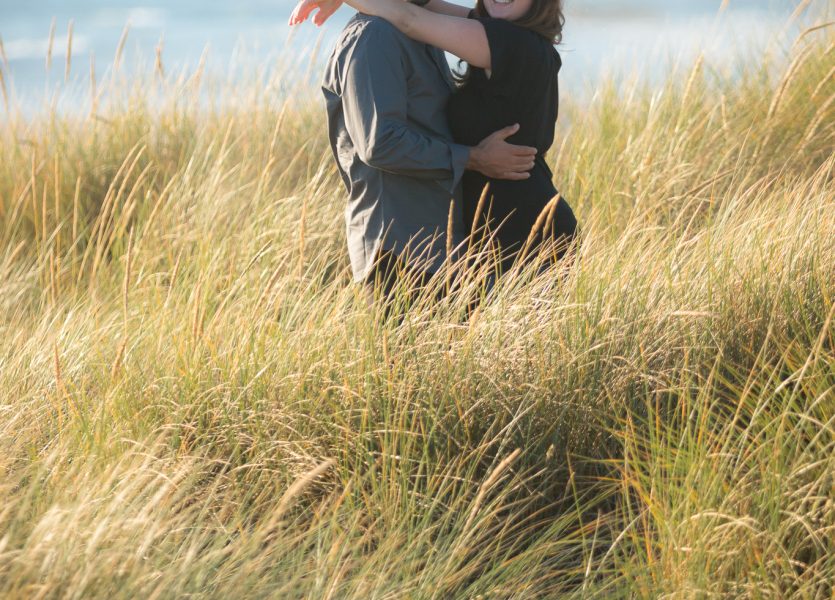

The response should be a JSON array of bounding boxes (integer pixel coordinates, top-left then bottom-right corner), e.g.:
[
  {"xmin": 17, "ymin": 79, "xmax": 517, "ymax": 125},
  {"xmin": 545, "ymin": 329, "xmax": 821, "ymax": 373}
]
[{"xmin": 0, "ymin": 20, "xmax": 833, "ymax": 598}]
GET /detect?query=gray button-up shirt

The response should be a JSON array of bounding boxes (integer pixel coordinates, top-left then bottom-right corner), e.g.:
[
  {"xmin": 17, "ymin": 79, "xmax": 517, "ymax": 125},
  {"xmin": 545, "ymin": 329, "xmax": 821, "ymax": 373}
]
[{"xmin": 323, "ymin": 14, "xmax": 470, "ymax": 283}]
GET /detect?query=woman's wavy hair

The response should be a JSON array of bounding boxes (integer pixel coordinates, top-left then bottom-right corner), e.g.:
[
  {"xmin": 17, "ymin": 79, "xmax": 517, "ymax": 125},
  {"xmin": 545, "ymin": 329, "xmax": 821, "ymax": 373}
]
[
  {"xmin": 475, "ymin": 0, "xmax": 565, "ymax": 43},
  {"xmin": 453, "ymin": 0, "xmax": 565, "ymax": 84}
]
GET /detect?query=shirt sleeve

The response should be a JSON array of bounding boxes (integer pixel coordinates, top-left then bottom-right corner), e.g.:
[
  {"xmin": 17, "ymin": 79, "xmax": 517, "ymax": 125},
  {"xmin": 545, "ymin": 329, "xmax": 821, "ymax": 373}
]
[
  {"xmin": 340, "ymin": 23, "xmax": 469, "ymax": 194},
  {"xmin": 479, "ymin": 18, "xmax": 540, "ymax": 93}
]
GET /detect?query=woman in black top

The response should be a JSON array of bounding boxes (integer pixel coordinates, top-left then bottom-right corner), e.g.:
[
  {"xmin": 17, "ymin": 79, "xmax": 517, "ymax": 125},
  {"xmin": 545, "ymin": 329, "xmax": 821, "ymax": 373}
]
[
  {"xmin": 292, "ymin": 0, "xmax": 578, "ymax": 275},
  {"xmin": 447, "ymin": 6, "xmax": 576, "ymax": 274}
]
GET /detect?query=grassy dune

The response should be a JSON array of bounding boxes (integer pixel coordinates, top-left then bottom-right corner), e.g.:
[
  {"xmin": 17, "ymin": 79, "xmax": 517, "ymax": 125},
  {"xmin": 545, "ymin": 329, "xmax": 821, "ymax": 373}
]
[{"xmin": 0, "ymin": 22, "xmax": 833, "ymax": 598}]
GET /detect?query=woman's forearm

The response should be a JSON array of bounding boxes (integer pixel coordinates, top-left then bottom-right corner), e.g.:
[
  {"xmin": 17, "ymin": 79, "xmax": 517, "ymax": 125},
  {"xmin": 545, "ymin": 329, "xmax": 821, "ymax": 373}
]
[
  {"xmin": 423, "ymin": 0, "xmax": 471, "ymax": 18},
  {"xmin": 344, "ymin": 0, "xmax": 490, "ymax": 69},
  {"xmin": 345, "ymin": 0, "xmax": 415, "ymax": 29},
  {"xmin": 357, "ymin": 0, "xmax": 468, "ymax": 21}
]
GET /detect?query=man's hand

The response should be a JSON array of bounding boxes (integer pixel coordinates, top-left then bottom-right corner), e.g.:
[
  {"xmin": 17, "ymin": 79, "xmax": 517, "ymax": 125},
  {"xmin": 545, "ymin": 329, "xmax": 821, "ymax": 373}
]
[
  {"xmin": 289, "ymin": 0, "xmax": 343, "ymax": 26},
  {"xmin": 467, "ymin": 124, "xmax": 537, "ymax": 180}
]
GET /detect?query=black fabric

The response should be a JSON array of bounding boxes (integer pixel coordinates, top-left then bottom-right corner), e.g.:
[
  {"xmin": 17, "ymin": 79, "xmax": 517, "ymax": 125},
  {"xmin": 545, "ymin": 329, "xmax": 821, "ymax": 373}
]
[
  {"xmin": 363, "ymin": 248, "xmax": 489, "ymax": 321},
  {"xmin": 363, "ymin": 249, "xmax": 431, "ymax": 305},
  {"xmin": 446, "ymin": 16, "xmax": 577, "ymax": 273}
]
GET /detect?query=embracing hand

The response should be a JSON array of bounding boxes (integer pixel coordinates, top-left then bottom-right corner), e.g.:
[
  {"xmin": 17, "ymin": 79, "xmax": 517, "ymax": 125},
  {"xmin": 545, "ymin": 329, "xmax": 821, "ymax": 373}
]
[
  {"xmin": 289, "ymin": 0, "xmax": 344, "ymax": 26},
  {"xmin": 468, "ymin": 124, "xmax": 537, "ymax": 181}
]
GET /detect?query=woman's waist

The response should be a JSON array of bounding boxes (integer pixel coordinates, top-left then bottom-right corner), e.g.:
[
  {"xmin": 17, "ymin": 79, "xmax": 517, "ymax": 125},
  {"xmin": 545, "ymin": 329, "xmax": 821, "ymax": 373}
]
[
  {"xmin": 464, "ymin": 161, "xmax": 556, "ymax": 198},
  {"xmin": 453, "ymin": 127, "xmax": 552, "ymax": 154}
]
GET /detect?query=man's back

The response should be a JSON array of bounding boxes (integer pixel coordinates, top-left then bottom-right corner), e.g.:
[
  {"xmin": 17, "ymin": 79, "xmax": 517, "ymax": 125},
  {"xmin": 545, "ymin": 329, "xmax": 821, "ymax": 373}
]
[{"xmin": 323, "ymin": 14, "xmax": 469, "ymax": 283}]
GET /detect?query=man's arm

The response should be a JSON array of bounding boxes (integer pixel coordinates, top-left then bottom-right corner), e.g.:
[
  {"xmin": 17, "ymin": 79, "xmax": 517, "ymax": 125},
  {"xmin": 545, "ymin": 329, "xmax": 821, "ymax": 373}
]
[
  {"xmin": 341, "ymin": 26, "xmax": 468, "ymax": 192},
  {"xmin": 341, "ymin": 24, "xmax": 533, "ymax": 188}
]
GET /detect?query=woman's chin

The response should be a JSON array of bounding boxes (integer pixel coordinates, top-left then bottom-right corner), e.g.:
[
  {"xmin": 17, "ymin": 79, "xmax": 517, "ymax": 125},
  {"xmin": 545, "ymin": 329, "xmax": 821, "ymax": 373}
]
[{"xmin": 484, "ymin": 3, "xmax": 515, "ymax": 20}]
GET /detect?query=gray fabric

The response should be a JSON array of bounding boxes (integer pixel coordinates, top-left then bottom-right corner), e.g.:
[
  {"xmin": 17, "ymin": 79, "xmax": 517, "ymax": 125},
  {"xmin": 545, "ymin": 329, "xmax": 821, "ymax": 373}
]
[{"xmin": 323, "ymin": 14, "xmax": 470, "ymax": 283}]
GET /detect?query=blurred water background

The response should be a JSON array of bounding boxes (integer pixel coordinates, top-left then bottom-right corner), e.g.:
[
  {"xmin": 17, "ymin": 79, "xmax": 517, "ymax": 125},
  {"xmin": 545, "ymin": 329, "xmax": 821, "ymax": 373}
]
[{"xmin": 0, "ymin": 0, "xmax": 826, "ymax": 111}]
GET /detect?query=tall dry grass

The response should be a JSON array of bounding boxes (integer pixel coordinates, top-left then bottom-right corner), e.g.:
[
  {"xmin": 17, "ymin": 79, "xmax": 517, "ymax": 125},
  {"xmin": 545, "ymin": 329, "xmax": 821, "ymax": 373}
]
[{"xmin": 0, "ymin": 16, "xmax": 833, "ymax": 599}]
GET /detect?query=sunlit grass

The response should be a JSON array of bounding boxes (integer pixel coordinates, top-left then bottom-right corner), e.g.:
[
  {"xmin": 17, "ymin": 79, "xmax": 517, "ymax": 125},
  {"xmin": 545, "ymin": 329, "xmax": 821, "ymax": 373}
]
[{"xmin": 0, "ymin": 19, "xmax": 832, "ymax": 598}]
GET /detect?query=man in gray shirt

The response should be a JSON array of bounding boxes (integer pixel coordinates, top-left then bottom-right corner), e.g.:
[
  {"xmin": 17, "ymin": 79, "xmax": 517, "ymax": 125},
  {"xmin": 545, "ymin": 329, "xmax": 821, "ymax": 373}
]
[{"xmin": 319, "ymin": 12, "xmax": 536, "ymax": 301}]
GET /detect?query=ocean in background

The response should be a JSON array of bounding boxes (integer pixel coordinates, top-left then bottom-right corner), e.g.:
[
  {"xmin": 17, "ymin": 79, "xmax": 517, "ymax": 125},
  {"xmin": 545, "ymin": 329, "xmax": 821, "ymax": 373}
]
[{"xmin": 0, "ymin": 0, "xmax": 824, "ymax": 111}]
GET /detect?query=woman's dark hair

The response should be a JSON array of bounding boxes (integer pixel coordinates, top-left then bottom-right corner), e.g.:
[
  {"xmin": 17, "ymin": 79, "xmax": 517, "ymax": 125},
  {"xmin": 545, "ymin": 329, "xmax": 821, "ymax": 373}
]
[
  {"xmin": 454, "ymin": 0, "xmax": 565, "ymax": 84},
  {"xmin": 474, "ymin": 0, "xmax": 565, "ymax": 43}
]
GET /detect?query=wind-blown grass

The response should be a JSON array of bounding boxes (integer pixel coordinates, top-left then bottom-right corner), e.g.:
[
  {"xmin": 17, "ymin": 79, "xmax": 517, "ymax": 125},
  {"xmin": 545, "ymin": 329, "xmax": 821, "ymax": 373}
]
[{"xmin": 0, "ymin": 19, "xmax": 833, "ymax": 599}]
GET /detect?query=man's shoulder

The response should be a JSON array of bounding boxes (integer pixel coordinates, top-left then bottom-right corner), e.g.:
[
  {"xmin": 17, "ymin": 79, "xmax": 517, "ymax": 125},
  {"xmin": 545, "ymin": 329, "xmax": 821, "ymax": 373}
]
[
  {"xmin": 337, "ymin": 14, "xmax": 419, "ymax": 51},
  {"xmin": 324, "ymin": 15, "xmax": 428, "ymax": 92}
]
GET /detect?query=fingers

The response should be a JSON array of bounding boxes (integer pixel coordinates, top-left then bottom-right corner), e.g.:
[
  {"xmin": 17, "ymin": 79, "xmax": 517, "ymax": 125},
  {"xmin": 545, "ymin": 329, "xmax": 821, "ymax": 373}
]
[
  {"xmin": 313, "ymin": 3, "xmax": 339, "ymax": 25},
  {"xmin": 510, "ymin": 145, "xmax": 537, "ymax": 158},
  {"xmin": 289, "ymin": 0, "xmax": 317, "ymax": 25},
  {"xmin": 289, "ymin": 3, "xmax": 303, "ymax": 25},
  {"xmin": 494, "ymin": 123, "xmax": 520, "ymax": 140},
  {"xmin": 505, "ymin": 155, "xmax": 535, "ymax": 170},
  {"xmin": 509, "ymin": 157, "xmax": 535, "ymax": 170},
  {"xmin": 500, "ymin": 171, "xmax": 531, "ymax": 181}
]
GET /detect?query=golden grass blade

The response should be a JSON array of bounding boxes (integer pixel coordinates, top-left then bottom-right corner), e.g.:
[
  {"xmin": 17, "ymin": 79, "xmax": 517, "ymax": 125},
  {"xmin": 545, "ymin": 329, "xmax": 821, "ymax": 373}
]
[
  {"xmin": 464, "ymin": 448, "xmax": 521, "ymax": 531},
  {"xmin": 271, "ymin": 459, "xmax": 336, "ymax": 526},
  {"xmin": 0, "ymin": 35, "xmax": 8, "ymax": 70},
  {"xmin": 114, "ymin": 24, "xmax": 130, "ymax": 71},
  {"xmin": 0, "ymin": 67, "xmax": 8, "ymax": 115},
  {"xmin": 469, "ymin": 182, "xmax": 491, "ymax": 243},
  {"xmin": 298, "ymin": 196, "xmax": 307, "ymax": 279},
  {"xmin": 123, "ymin": 227, "xmax": 133, "ymax": 329},
  {"xmin": 65, "ymin": 20, "xmax": 74, "ymax": 82},
  {"xmin": 155, "ymin": 36, "xmax": 165, "ymax": 79},
  {"xmin": 517, "ymin": 195, "xmax": 559, "ymax": 265},
  {"xmin": 446, "ymin": 198, "xmax": 455, "ymax": 292},
  {"xmin": 46, "ymin": 17, "xmax": 56, "ymax": 72},
  {"xmin": 89, "ymin": 52, "xmax": 97, "ymax": 118}
]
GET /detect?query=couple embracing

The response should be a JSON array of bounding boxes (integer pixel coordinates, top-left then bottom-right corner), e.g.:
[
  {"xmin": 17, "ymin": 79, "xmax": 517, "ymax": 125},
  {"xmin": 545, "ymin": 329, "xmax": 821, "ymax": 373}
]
[{"xmin": 290, "ymin": 0, "xmax": 577, "ymax": 308}]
